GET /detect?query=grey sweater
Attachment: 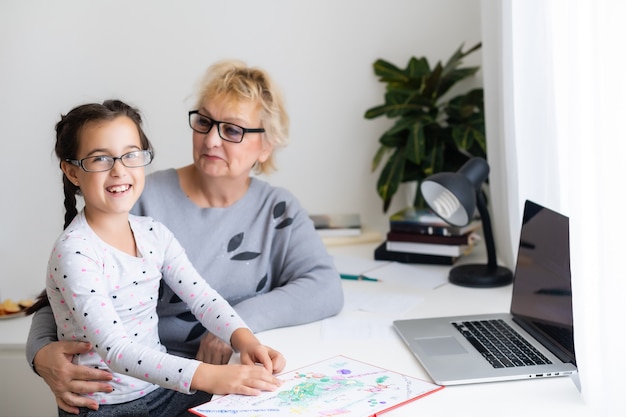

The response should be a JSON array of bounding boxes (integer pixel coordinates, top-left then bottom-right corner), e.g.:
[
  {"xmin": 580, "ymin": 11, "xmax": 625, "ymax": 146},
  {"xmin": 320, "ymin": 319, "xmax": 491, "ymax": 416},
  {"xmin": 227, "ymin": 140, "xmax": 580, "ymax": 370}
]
[{"xmin": 27, "ymin": 169, "xmax": 344, "ymax": 362}]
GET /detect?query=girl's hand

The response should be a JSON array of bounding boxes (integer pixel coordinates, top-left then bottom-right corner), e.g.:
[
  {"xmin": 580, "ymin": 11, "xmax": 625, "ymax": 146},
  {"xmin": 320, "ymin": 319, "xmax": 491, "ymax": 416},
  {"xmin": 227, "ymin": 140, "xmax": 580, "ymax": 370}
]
[
  {"xmin": 230, "ymin": 328, "xmax": 286, "ymax": 374},
  {"xmin": 192, "ymin": 363, "xmax": 282, "ymax": 396},
  {"xmin": 240, "ymin": 344, "xmax": 286, "ymax": 375}
]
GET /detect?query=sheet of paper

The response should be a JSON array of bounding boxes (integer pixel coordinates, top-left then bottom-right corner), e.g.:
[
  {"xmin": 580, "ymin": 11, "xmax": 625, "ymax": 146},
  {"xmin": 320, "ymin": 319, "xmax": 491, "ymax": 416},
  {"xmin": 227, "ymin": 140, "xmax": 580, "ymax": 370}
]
[
  {"xmin": 189, "ymin": 356, "xmax": 443, "ymax": 417},
  {"xmin": 364, "ymin": 262, "xmax": 448, "ymax": 289},
  {"xmin": 331, "ymin": 254, "xmax": 390, "ymax": 276},
  {"xmin": 320, "ymin": 316, "xmax": 397, "ymax": 341},
  {"xmin": 342, "ymin": 288, "xmax": 421, "ymax": 315}
]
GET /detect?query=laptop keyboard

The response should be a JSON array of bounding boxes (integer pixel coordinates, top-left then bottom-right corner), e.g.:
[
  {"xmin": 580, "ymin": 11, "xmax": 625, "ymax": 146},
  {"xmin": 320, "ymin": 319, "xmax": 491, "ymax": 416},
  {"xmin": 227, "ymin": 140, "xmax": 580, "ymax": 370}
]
[{"xmin": 452, "ymin": 319, "xmax": 552, "ymax": 368}]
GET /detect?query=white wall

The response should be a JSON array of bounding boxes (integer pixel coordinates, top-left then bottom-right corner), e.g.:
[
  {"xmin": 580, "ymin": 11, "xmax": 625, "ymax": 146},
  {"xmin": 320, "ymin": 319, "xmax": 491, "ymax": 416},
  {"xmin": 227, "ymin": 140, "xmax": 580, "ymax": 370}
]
[{"xmin": 0, "ymin": 0, "xmax": 482, "ymax": 300}]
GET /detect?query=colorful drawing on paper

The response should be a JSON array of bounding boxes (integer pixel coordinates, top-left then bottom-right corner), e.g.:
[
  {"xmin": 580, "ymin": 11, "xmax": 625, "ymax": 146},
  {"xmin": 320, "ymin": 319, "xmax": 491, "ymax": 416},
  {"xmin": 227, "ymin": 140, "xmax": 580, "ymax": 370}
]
[{"xmin": 189, "ymin": 355, "xmax": 443, "ymax": 416}]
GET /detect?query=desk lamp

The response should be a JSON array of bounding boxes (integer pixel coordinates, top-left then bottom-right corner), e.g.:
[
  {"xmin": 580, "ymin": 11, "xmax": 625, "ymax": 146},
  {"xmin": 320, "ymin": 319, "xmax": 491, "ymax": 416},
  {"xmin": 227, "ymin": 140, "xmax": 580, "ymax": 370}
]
[{"xmin": 420, "ymin": 157, "xmax": 513, "ymax": 288}]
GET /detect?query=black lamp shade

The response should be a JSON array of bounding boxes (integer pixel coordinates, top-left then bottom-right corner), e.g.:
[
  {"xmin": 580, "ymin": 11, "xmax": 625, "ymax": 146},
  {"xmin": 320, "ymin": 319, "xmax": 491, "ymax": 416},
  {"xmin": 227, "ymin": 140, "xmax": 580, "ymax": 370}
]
[
  {"xmin": 420, "ymin": 173, "xmax": 476, "ymax": 227},
  {"xmin": 420, "ymin": 157, "xmax": 490, "ymax": 227}
]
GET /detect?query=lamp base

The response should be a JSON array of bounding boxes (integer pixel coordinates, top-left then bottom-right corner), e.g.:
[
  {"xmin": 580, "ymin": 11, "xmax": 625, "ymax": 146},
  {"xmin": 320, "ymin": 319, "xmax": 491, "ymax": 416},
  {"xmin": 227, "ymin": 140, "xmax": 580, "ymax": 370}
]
[{"xmin": 449, "ymin": 264, "xmax": 513, "ymax": 288}]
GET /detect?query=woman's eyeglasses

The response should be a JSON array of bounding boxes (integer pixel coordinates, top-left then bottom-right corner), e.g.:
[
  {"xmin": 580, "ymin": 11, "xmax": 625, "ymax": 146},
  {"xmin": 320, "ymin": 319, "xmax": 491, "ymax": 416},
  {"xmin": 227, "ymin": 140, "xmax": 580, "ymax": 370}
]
[{"xmin": 188, "ymin": 110, "xmax": 265, "ymax": 143}]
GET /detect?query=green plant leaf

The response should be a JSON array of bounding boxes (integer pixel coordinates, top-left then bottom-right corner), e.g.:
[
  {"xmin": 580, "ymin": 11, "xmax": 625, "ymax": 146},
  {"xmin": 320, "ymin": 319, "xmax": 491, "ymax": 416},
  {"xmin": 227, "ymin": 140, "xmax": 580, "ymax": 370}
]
[
  {"xmin": 377, "ymin": 148, "xmax": 406, "ymax": 212},
  {"xmin": 379, "ymin": 131, "xmax": 407, "ymax": 148},
  {"xmin": 422, "ymin": 62, "xmax": 443, "ymax": 102},
  {"xmin": 424, "ymin": 134, "xmax": 445, "ymax": 176},
  {"xmin": 373, "ymin": 59, "xmax": 408, "ymax": 83},
  {"xmin": 385, "ymin": 115, "xmax": 423, "ymax": 135},
  {"xmin": 364, "ymin": 104, "xmax": 390, "ymax": 119},
  {"xmin": 406, "ymin": 56, "xmax": 431, "ymax": 78},
  {"xmin": 439, "ymin": 67, "xmax": 480, "ymax": 97},
  {"xmin": 405, "ymin": 121, "xmax": 425, "ymax": 165},
  {"xmin": 365, "ymin": 91, "xmax": 426, "ymax": 119},
  {"xmin": 438, "ymin": 43, "xmax": 482, "ymax": 96},
  {"xmin": 452, "ymin": 125, "xmax": 486, "ymax": 154},
  {"xmin": 371, "ymin": 145, "xmax": 390, "ymax": 172},
  {"xmin": 442, "ymin": 42, "xmax": 481, "ymax": 75}
]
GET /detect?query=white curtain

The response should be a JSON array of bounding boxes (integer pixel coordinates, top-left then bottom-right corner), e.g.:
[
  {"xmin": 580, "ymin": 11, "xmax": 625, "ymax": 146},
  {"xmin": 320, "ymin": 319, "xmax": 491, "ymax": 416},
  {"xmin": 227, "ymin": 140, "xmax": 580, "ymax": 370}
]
[{"xmin": 482, "ymin": 0, "xmax": 626, "ymax": 414}]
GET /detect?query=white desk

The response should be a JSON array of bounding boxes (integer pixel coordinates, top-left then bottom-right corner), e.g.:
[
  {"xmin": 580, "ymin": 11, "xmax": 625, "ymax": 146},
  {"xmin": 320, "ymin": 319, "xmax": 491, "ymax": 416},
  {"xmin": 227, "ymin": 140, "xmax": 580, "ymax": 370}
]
[
  {"xmin": 0, "ymin": 242, "xmax": 588, "ymax": 417},
  {"xmin": 256, "ymin": 242, "xmax": 587, "ymax": 417}
]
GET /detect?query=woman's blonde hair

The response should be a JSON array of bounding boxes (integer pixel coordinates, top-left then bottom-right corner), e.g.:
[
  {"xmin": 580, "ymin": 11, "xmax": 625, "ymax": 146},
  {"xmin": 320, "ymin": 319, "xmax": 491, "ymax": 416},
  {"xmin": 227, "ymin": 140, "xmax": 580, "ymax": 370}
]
[{"xmin": 195, "ymin": 59, "xmax": 289, "ymax": 175}]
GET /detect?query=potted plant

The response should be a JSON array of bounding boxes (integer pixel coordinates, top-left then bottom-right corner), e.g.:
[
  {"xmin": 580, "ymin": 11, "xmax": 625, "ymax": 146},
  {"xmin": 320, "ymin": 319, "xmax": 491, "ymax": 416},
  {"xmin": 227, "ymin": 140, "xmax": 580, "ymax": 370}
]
[{"xmin": 365, "ymin": 43, "xmax": 487, "ymax": 212}]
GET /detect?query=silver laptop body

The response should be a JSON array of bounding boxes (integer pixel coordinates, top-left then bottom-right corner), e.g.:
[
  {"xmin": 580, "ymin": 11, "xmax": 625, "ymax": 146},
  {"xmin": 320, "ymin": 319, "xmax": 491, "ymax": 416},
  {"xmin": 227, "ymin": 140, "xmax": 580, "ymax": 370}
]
[{"xmin": 393, "ymin": 200, "xmax": 577, "ymax": 385}]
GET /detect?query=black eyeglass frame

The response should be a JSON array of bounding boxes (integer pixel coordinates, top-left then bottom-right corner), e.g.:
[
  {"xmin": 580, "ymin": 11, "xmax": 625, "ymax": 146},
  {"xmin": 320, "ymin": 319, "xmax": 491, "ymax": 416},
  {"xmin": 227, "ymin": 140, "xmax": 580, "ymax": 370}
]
[
  {"xmin": 188, "ymin": 110, "xmax": 265, "ymax": 143},
  {"xmin": 66, "ymin": 150, "xmax": 153, "ymax": 173}
]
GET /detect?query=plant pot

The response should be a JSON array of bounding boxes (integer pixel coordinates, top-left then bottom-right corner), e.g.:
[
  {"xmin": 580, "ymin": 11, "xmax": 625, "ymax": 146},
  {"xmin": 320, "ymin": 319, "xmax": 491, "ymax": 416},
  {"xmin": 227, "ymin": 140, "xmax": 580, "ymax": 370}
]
[{"xmin": 402, "ymin": 181, "xmax": 418, "ymax": 208}]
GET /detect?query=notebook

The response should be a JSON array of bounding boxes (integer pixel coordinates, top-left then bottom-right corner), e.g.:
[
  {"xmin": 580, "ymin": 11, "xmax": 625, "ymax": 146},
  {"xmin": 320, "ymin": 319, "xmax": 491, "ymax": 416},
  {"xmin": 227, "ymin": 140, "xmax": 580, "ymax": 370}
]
[{"xmin": 393, "ymin": 200, "xmax": 577, "ymax": 385}]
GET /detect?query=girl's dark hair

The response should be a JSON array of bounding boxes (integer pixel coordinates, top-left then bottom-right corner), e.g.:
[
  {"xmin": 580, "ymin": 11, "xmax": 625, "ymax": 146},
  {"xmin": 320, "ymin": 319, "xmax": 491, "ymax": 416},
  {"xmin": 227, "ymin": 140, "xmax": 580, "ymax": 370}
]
[{"xmin": 26, "ymin": 99, "xmax": 153, "ymax": 315}]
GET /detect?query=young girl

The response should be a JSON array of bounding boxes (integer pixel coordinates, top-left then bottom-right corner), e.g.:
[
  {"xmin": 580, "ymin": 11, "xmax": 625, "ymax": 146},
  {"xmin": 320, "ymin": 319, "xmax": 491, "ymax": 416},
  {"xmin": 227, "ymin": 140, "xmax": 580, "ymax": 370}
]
[{"xmin": 47, "ymin": 99, "xmax": 285, "ymax": 416}]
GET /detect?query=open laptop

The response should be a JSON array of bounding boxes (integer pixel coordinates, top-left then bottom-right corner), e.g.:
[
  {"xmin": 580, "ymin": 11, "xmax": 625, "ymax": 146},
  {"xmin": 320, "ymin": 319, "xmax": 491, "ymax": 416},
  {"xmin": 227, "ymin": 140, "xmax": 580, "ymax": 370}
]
[{"xmin": 393, "ymin": 200, "xmax": 577, "ymax": 385}]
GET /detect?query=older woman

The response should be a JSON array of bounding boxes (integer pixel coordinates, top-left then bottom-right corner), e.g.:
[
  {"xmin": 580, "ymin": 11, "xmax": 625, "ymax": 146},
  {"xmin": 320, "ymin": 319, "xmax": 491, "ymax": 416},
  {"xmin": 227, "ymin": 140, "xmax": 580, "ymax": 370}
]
[{"xmin": 27, "ymin": 60, "xmax": 344, "ymax": 414}]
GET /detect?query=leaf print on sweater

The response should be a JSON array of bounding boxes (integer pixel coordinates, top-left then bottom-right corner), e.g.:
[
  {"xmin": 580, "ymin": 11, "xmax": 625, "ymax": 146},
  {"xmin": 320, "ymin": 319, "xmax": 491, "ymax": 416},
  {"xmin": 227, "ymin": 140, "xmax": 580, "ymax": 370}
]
[
  {"xmin": 226, "ymin": 232, "xmax": 260, "ymax": 260},
  {"xmin": 273, "ymin": 201, "xmax": 286, "ymax": 218},
  {"xmin": 273, "ymin": 201, "xmax": 293, "ymax": 229},
  {"xmin": 227, "ymin": 233, "xmax": 244, "ymax": 252},
  {"xmin": 231, "ymin": 252, "xmax": 260, "ymax": 260},
  {"xmin": 184, "ymin": 323, "xmax": 206, "ymax": 342},
  {"xmin": 176, "ymin": 312, "xmax": 196, "ymax": 322},
  {"xmin": 275, "ymin": 218, "xmax": 293, "ymax": 229},
  {"xmin": 256, "ymin": 274, "xmax": 268, "ymax": 292}
]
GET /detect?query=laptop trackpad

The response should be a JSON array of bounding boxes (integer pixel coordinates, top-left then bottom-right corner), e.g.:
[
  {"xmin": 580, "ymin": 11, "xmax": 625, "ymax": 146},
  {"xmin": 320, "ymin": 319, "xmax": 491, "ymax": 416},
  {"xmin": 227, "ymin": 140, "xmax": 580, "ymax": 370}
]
[{"xmin": 416, "ymin": 337, "xmax": 468, "ymax": 356}]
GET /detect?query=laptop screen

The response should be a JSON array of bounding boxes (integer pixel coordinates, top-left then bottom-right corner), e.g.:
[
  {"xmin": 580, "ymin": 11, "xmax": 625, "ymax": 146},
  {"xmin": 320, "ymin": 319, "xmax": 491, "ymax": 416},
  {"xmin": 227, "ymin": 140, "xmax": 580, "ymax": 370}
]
[{"xmin": 510, "ymin": 200, "xmax": 575, "ymax": 364}]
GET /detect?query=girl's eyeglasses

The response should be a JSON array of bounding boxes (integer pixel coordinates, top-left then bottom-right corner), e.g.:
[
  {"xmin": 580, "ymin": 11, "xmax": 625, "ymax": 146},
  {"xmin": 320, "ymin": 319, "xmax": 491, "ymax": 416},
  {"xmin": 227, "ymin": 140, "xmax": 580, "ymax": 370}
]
[{"xmin": 66, "ymin": 150, "xmax": 153, "ymax": 173}]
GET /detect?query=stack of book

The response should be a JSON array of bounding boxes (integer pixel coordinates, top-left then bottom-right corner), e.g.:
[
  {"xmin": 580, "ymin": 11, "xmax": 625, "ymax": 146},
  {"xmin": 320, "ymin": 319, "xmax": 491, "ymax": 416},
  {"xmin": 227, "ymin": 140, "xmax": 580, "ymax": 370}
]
[
  {"xmin": 375, "ymin": 207, "xmax": 481, "ymax": 265},
  {"xmin": 310, "ymin": 213, "xmax": 362, "ymax": 237},
  {"xmin": 310, "ymin": 213, "xmax": 385, "ymax": 247}
]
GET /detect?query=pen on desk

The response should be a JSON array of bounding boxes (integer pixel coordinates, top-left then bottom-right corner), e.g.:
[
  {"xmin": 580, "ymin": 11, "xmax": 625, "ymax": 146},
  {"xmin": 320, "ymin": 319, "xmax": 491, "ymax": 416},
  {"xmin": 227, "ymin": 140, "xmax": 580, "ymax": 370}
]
[{"xmin": 340, "ymin": 273, "xmax": 380, "ymax": 282}]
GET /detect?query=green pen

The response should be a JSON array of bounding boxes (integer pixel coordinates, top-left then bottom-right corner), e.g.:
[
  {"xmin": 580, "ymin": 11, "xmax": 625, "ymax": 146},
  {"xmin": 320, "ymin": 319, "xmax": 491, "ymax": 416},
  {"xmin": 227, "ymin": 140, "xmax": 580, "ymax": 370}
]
[{"xmin": 340, "ymin": 273, "xmax": 380, "ymax": 282}]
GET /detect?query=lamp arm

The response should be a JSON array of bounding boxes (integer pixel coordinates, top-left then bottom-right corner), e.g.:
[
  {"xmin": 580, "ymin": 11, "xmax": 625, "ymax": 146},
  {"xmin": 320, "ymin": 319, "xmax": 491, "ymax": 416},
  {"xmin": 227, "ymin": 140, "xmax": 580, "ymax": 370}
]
[{"xmin": 475, "ymin": 190, "xmax": 498, "ymax": 269}]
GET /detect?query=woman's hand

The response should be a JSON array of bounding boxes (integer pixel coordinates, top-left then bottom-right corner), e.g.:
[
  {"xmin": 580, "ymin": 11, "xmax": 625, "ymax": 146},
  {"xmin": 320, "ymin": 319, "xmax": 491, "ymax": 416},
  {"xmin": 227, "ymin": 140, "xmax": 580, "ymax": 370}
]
[
  {"xmin": 33, "ymin": 341, "xmax": 113, "ymax": 414},
  {"xmin": 191, "ymin": 362, "xmax": 282, "ymax": 396},
  {"xmin": 195, "ymin": 332, "xmax": 234, "ymax": 365}
]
